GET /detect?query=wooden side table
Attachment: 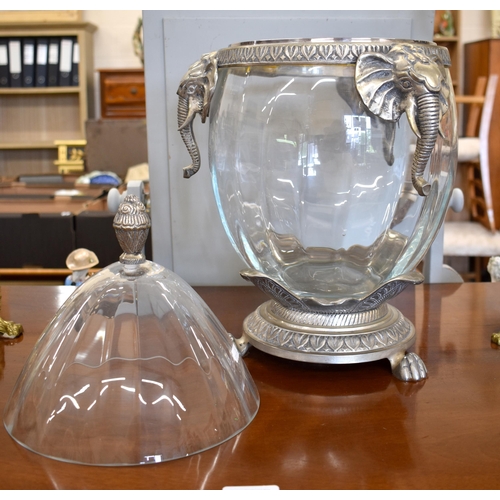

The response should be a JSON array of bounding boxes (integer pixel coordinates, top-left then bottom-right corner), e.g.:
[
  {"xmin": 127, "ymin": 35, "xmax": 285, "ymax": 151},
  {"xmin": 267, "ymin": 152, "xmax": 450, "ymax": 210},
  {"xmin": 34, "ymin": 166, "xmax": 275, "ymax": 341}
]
[{"xmin": 98, "ymin": 69, "xmax": 145, "ymax": 119}]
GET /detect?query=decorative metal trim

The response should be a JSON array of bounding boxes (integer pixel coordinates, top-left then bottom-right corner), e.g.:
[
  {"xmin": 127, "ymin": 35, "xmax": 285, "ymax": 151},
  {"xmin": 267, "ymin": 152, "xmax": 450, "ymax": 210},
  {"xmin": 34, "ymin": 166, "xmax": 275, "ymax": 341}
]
[
  {"xmin": 268, "ymin": 301, "xmax": 388, "ymax": 329},
  {"xmin": 243, "ymin": 301, "xmax": 413, "ymax": 355},
  {"xmin": 242, "ymin": 299, "xmax": 427, "ymax": 380},
  {"xmin": 217, "ymin": 39, "xmax": 451, "ymax": 67},
  {"xmin": 240, "ymin": 269, "xmax": 423, "ymax": 314}
]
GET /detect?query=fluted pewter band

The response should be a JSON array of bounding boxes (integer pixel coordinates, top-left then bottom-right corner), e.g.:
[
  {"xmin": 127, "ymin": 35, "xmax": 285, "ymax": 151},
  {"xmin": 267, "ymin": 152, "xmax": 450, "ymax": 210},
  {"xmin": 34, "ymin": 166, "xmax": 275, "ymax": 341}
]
[
  {"xmin": 240, "ymin": 268, "xmax": 424, "ymax": 314},
  {"xmin": 217, "ymin": 38, "xmax": 451, "ymax": 67}
]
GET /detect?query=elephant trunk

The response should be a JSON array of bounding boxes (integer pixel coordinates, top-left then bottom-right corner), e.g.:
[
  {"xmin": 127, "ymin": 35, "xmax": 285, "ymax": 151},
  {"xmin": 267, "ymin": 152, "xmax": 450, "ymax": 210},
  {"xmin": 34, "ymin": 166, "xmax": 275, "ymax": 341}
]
[
  {"xmin": 412, "ymin": 93, "xmax": 440, "ymax": 196},
  {"xmin": 177, "ymin": 94, "xmax": 201, "ymax": 179}
]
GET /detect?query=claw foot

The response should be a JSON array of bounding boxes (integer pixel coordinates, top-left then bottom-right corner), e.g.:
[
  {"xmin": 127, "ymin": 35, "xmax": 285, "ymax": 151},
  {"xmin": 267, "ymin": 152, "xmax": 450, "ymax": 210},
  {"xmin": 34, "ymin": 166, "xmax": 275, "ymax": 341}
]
[
  {"xmin": 390, "ymin": 352, "xmax": 427, "ymax": 382},
  {"xmin": 232, "ymin": 333, "xmax": 251, "ymax": 357}
]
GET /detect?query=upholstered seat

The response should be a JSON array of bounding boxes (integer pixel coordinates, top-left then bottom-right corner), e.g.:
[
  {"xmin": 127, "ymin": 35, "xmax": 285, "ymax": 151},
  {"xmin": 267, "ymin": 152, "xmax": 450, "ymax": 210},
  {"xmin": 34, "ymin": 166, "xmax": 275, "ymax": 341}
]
[
  {"xmin": 453, "ymin": 75, "xmax": 498, "ymax": 233},
  {"xmin": 457, "ymin": 137, "xmax": 480, "ymax": 163},
  {"xmin": 444, "ymin": 221, "xmax": 500, "ymax": 256}
]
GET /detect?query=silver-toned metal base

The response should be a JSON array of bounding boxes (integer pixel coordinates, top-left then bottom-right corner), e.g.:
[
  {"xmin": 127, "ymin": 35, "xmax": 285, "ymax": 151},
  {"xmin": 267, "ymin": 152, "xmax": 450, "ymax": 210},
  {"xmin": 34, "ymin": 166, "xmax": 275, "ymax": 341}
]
[{"xmin": 242, "ymin": 300, "xmax": 427, "ymax": 382}]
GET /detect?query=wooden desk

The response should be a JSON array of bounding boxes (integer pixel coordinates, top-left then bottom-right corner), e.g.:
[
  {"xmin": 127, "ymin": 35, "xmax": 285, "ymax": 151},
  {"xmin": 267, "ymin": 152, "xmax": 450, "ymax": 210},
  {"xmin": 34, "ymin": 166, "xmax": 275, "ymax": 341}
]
[
  {"xmin": 1, "ymin": 283, "xmax": 500, "ymax": 489},
  {"xmin": 0, "ymin": 185, "xmax": 109, "ymax": 215},
  {"xmin": 0, "ymin": 184, "xmax": 122, "ymax": 270}
]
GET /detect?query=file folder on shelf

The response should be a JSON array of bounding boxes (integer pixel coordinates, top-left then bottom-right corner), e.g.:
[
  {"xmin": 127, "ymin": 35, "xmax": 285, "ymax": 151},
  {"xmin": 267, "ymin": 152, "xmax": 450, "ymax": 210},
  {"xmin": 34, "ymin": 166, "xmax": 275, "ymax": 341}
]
[
  {"xmin": 35, "ymin": 37, "xmax": 48, "ymax": 87},
  {"xmin": 58, "ymin": 37, "xmax": 73, "ymax": 86},
  {"xmin": 71, "ymin": 37, "xmax": 79, "ymax": 86},
  {"xmin": 8, "ymin": 38, "xmax": 22, "ymax": 87},
  {"xmin": 0, "ymin": 39, "xmax": 9, "ymax": 87},
  {"xmin": 22, "ymin": 37, "xmax": 35, "ymax": 87},
  {"xmin": 47, "ymin": 37, "xmax": 59, "ymax": 86}
]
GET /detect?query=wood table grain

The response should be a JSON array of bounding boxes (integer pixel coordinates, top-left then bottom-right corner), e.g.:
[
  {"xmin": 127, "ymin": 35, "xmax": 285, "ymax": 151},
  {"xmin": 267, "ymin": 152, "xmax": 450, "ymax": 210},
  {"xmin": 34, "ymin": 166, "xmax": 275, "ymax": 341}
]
[{"xmin": 1, "ymin": 283, "xmax": 500, "ymax": 489}]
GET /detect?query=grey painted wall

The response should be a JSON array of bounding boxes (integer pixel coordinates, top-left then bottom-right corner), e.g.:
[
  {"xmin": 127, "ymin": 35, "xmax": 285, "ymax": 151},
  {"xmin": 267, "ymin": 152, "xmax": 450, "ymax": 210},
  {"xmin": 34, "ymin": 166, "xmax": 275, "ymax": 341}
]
[{"xmin": 143, "ymin": 10, "xmax": 434, "ymax": 285}]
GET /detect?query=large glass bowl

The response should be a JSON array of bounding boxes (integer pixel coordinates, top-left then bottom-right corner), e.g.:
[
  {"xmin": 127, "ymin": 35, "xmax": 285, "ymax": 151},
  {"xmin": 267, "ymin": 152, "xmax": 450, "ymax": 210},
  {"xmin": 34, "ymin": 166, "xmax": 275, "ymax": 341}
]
[
  {"xmin": 207, "ymin": 40, "xmax": 457, "ymax": 306},
  {"xmin": 176, "ymin": 38, "xmax": 457, "ymax": 381}
]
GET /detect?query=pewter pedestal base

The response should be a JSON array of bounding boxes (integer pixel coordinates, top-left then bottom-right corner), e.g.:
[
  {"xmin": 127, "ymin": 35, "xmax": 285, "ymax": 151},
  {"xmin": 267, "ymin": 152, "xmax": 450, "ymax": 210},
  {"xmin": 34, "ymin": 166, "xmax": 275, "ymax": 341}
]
[{"xmin": 242, "ymin": 300, "xmax": 427, "ymax": 382}]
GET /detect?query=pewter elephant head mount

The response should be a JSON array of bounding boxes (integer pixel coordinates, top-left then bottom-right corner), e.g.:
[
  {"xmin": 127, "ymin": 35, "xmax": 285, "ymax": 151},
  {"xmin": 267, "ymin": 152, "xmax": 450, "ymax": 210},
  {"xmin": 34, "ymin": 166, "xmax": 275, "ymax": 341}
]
[
  {"xmin": 177, "ymin": 40, "xmax": 451, "ymax": 196},
  {"xmin": 355, "ymin": 43, "xmax": 450, "ymax": 196},
  {"xmin": 176, "ymin": 52, "xmax": 218, "ymax": 178}
]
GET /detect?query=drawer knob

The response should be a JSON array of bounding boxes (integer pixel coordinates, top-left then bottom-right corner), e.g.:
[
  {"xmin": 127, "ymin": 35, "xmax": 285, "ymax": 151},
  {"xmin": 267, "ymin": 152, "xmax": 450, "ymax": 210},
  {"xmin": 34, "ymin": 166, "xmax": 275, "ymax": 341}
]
[{"xmin": 130, "ymin": 87, "xmax": 138, "ymax": 95}]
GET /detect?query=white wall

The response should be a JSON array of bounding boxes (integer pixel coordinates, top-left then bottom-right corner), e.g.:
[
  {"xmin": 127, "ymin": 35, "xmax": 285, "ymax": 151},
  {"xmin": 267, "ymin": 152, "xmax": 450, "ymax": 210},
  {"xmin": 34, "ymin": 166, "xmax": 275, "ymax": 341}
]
[
  {"xmin": 82, "ymin": 10, "xmax": 143, "ymax": 118},
  {"xmin": 460, "ymin": 10, "xmax": 492, "ymax": 44}
]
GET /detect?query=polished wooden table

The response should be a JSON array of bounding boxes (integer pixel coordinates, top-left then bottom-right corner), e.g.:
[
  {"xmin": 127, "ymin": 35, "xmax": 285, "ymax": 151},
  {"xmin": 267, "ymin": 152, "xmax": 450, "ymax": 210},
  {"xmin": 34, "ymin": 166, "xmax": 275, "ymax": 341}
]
[{"xmin": 1, "ymin": 283, "xmax": 500, "ymax": 489}]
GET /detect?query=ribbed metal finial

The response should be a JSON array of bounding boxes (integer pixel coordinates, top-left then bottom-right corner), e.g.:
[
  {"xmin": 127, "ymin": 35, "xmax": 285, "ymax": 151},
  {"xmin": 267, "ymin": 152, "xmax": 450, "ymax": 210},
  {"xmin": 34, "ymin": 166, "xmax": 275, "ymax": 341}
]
[{"xmin": 113, "ymin": 194, "xmax": 151, "ymax": 265}]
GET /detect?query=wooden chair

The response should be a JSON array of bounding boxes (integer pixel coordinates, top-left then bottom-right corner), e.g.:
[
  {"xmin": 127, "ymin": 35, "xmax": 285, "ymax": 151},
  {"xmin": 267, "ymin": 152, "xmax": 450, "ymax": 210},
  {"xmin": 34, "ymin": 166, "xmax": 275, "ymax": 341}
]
[{"xmin": 443, "ymin": 74, "xmax": 499, "ymax": 281}]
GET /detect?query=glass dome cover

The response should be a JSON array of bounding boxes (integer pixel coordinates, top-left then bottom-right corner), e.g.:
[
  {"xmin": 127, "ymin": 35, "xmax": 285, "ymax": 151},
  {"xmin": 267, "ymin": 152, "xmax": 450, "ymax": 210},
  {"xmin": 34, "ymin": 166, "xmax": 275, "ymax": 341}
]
[{"xmin": 3, "ymin": 195, "xmax": 259, "ymax": 466}]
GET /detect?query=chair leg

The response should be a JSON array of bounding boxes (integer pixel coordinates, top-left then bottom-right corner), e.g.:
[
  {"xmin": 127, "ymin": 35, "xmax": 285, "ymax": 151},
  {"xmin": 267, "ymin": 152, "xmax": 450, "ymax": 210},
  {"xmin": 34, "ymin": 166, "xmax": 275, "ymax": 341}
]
[{"xmin": 474, "ymin": 256, "xmax": 482, "ymax": 282}]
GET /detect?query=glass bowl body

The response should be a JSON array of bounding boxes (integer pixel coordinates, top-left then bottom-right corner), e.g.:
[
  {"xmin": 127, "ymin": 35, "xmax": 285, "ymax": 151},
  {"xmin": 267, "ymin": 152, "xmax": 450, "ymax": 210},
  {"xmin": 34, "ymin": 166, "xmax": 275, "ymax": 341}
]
[
  {"xmin": 209, "ymin": 39, "xmax": 457, "ymax": 304},
  {"xmin": 3, "ymin": 261, "xmax": 259, "ymax": 466}
]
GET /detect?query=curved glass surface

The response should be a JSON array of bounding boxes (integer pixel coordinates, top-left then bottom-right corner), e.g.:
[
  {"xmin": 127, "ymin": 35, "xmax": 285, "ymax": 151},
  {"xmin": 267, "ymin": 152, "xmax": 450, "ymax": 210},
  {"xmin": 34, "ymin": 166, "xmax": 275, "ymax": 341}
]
[
  {"xmin": 209, "ymin": 62, "xmax": 457, "ymax": 301},
  {"xmin": 3, "ymin": 261, "xmax": 259, "ymax": 466}
]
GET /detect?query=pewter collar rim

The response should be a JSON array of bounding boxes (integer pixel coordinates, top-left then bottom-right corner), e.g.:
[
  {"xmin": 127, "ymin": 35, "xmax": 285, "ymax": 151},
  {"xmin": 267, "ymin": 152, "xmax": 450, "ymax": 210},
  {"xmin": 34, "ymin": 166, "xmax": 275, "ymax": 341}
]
[
  {"xmin": 217, "ymin": 38, "xmax": 451, "ymax": 67},
  {"xmin": 228, "ymin": 37, "xmax": 436, "ymax": 47}
]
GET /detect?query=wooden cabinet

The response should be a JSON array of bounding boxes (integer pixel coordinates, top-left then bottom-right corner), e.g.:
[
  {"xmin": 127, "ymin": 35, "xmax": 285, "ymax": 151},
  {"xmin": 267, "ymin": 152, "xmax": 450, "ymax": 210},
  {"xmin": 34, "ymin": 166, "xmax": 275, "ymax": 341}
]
[
  {"xmin": 98, "ymin": 69, "xmax": 145, "ymax": 119},
  {"xmin": 464, "ymin": 38, "xmax": 500, "ymax": 230},
  {"xmin": 0, "ymin": 21, "xmax": 96, "ymax": 177},
  {"xmin": 433, "ymin": 10, "xmax": 462, "ymax": 95}
]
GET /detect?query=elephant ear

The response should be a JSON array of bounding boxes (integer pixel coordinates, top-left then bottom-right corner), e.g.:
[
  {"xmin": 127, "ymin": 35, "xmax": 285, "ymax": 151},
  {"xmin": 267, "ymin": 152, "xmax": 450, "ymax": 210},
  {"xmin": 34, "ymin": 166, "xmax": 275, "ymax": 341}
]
[
  {"xmin": 355, "ymin": 52, "xmax": 404, "ymax": 122},
  {"xmin": 411, "ymin": 59, "xmax": 450, "ymax": 121},
  {"xmin": 437, "ymin": 64, "xmax": 451, "ymax": 125}
]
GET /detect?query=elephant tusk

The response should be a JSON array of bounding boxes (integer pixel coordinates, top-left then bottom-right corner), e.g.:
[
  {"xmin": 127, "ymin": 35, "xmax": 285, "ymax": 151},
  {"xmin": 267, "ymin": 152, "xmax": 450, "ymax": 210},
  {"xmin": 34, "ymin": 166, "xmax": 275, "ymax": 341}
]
[
  {"xmin": 177, "ymin": 106, "xmax": 198, "ymax": 132},
  {"xmin": 406, "ymin": 100, "xmax": 421, "ymax": 140},
  {"xmin": 382, "ymin": 122, "xmax": 396, "ymax": 166},
  {"xmin": 438, "ymin": 122, "xmax": 446, "ymax": 139}
]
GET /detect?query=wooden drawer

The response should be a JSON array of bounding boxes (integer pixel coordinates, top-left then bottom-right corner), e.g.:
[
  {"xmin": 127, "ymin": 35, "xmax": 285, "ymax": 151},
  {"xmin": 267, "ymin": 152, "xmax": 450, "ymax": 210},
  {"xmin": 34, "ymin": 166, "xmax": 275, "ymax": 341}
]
[{"xmin": 99, "ymin": 69, "xmax": 145, "ymax": 119}]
